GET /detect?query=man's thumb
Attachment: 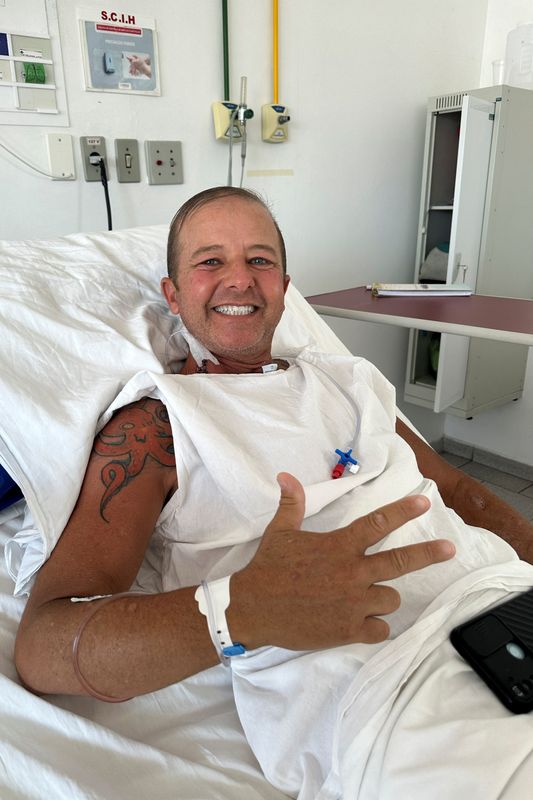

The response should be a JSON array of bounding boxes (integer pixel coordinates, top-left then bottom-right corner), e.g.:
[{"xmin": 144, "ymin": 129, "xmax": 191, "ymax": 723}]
[{"xmin": 269, "ymin": 472, "xmax": 305, "ymax": 532}]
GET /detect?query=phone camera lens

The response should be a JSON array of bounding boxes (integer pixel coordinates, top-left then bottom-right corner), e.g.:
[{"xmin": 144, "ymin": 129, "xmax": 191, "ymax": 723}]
[{"xmin": 506, "ymin": 642, "xmax": 526, "ymax": 660}]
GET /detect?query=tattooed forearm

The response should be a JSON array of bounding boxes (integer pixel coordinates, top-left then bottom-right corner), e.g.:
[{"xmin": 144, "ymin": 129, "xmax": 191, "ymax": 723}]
[{"xmin": 93, "ymin": 399, "xmax": 175, "ymax": 521}]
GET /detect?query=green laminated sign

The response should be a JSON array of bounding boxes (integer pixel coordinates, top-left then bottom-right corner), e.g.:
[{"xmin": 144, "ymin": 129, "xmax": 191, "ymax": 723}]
[{"xmin": 23, "ymin": 62, "xmax": 46, "ymax": 83}]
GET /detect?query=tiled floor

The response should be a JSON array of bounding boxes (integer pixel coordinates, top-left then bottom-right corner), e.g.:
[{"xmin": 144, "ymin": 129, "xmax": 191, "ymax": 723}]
[{"xmin": 440, "ymin": 451, "xmax": 533, "ymax": 521}]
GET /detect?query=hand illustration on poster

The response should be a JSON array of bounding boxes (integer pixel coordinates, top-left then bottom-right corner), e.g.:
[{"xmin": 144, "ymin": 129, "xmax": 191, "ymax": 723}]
[{"xmin": 124, "ymin": 53, "xmax": 151, "ymax": 79}]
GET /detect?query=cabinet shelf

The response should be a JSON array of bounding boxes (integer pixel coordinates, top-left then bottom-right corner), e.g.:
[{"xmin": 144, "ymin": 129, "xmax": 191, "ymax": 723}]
[
  {"xmin": 0, "ymin": 81, "xmax": 56, "ymax": 89},
  {"xmin": 414, "ymin": 374, "xmax": 437, "ymax": 388},
  {"xmin": 0, "ymin": 55, "xmax": 53, "ymax": 65}
]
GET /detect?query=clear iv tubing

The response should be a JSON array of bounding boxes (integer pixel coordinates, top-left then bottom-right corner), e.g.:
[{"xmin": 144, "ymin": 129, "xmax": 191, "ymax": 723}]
[
  {"xmin": 228, "ymin": 77, "xmax": 249, "ymax": 187},
  {"xmin": 240, "ymin": 75, "xmax": 247, "ymax": 106},
  {"xmin": 227, "ymin": 107, "xmax": 238, "ymax": 186},
  {"xmin": 239, "ymin": 126, "xmax": 247, "ymax": 188},
  {"xmin": 278, "ymin": 353, "xmax": 363, "ymax": 457},
  {"xmin": 238, "ymin": 76, "xmax": 248, "ymax": 188}
]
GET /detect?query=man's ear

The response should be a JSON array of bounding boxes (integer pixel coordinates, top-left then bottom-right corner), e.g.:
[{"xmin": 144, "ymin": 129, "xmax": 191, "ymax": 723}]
[
  {"xmin": 283, "ymin": 274, "xmax": 291, "ymax": 295},
  {"xmin": 161, "ymin": 277, "xmax": 180, "ymax": 314}
]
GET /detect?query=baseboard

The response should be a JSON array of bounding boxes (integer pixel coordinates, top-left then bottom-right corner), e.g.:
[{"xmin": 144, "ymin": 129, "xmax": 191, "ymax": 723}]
[{"xmin": 439, "ymin": 436, "xmax": 533, "ymax": 482}]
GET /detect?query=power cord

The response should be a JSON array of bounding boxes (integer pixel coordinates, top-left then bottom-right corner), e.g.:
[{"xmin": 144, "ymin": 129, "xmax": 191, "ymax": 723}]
[
  {"xmin": 0, "ymin": 137, "xmax": 74, "ymax": 179},
  {"xmin": 89, "ymin": 153, "xmax": 113, "ymax": 231}
]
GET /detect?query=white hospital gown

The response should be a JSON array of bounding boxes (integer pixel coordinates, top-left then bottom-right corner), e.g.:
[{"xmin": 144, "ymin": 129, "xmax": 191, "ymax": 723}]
[{"xmin": 105, "ymin": 348, "xmax": 533, "ymax": 799}]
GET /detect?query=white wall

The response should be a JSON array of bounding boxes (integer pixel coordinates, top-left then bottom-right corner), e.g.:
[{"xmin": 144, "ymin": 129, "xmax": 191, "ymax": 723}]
[
  {"xmin": 1, "ymin": 0, "xmax": 490, "ymax": 444},
  {"xmin": 443, "ymin": 0, "xmax": 533, "ymax": 466}
]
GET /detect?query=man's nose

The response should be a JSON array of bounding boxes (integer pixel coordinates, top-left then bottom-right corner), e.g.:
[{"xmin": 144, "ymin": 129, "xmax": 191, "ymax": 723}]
[{"xmin": 223, "ymin": 261, "xmax": 255, "ymax": 290}]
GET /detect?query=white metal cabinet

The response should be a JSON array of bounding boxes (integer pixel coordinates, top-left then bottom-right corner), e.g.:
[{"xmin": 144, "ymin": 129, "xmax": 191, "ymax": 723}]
[{"xmin": 404, "ymin": 85, "xmax": 532, "ymax": 417}]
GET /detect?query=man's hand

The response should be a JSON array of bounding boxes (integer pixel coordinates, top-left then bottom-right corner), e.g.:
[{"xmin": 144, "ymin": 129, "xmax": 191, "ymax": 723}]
[{"xmin": 228, "ymin": 472, "xmax": 455, "ymax": 651}]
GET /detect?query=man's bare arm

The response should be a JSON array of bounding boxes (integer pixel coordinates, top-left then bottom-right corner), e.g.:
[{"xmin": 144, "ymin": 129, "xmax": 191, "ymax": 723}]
[
  {"xmin": 396, "ymin": 417, "xmax": 533, "ymax": 563},
  {"xmin": 15, "ymin": 404, "xmax": 455, "ymax": 700},
  {"xmin": 15, "ymin": 398, "xmax": 221, "ymax": 698}
]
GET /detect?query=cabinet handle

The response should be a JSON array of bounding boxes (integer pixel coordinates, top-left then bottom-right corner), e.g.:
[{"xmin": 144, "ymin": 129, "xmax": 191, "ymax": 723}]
[{"xmin": 456, "ymin": 263, "xmax": 469, "ymax": 283}]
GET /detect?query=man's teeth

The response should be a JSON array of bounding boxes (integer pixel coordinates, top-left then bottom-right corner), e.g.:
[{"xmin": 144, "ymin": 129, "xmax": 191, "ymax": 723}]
[{"xmin": 214, "ymin": 305, "xmax": 255, "ymax": 315}]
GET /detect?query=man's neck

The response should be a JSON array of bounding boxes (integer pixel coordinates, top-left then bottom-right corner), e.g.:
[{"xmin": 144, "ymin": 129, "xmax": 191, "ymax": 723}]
[{"xmin": 180, "ymin": 351, "xmax": 286, "ymax": 375}]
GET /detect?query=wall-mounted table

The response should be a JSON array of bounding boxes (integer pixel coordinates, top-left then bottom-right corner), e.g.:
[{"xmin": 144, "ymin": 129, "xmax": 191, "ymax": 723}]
[{"xmin": 305, "ymin": 286, "xmax": 533, "ymax": 347}]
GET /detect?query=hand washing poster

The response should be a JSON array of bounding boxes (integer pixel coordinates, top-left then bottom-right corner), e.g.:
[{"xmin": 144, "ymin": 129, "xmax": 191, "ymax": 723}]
[{"xmin": 79, "ymin": 9, "xmax": 159, "ymax": 95}]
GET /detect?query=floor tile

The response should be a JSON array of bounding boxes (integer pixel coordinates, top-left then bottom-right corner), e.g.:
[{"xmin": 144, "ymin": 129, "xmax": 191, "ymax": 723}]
[
  {"xmin": 520, "ymin": 484, "xmax": 533, "ymax": 499},
  {"xmin": 460, "ymin": 461, "xmax": 532, "ymax": 493},
  {"xmin": 440, "ymin": 452, "xmax": 471, "ymax": 468},
  {"xmin": 473, "ymin": 449, "xmax": 533, "ymax": 482},
  {"xmin": 481, "ymin": 481, "xmax": 533, "ymax": 521},
  {"xmin": 441, "ymin": 438, "xmax": 473, "ymax": 460}
]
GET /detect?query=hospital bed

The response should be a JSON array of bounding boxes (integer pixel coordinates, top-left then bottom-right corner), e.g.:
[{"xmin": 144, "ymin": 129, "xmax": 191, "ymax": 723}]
[
  {"xmin": 1, "ymin": 225, "xmax": 533, "ymax": 800},
  {"xmin": 0, "ymin": 223, "xmax": 345, "ymax": 800}
]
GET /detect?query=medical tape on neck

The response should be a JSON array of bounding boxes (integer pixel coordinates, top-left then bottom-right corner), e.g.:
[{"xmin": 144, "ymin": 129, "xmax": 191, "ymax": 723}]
[{"xmin": 194, "ymin": 577, "xmax": 246, "ymax": 663}]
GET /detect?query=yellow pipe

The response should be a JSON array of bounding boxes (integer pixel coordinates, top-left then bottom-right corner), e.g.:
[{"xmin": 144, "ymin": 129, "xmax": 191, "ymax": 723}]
[{"xmin": 273, "ymin": 0, "xmax": 279, "ymax": 104}]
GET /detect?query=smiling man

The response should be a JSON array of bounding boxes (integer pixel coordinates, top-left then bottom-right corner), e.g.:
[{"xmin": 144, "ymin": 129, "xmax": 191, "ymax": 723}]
[
  {"xmin": 161, "ymin": 189, "xmax": 290, "ymax": 372},
  {"xmin": 15, "ymin": 187, "xmax": 533, "ymax": 713}
]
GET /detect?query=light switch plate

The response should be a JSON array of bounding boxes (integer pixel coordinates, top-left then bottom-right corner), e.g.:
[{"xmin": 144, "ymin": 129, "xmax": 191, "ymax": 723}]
[
  {"xmin": 145, "ymin": 140, "xmax": 183, "ymax": 185},
  {"xmin": 45, "ymin": 133, "xmax": 75, "ymax": 180},
  {"xmin": 115, "ymin": 138, "xmax": 140, "ymax": 182}
]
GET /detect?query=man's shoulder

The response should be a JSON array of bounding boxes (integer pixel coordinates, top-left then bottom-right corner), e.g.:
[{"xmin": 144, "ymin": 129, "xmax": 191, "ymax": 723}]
[{"xmin": 95, "ymin": 396, "xmax": 175, "ymax": 466}]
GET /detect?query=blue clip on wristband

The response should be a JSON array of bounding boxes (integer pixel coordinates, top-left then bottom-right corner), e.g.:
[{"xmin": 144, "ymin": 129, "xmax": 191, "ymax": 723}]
[{"xmin": 194, "ymin": 577, "xmax": 246, "ymax": 664}]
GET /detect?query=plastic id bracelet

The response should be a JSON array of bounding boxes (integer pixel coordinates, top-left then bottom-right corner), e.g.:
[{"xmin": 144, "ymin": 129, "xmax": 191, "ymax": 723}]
[{"xmin": 194, "ymin": 577, "xmax": 246, "ymax": 663}]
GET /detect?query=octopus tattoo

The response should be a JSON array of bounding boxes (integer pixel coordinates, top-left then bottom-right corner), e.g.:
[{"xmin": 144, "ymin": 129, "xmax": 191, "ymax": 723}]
[{"xmin": 93, "ymin": 400, "xmax": 175, "ymax": 521}]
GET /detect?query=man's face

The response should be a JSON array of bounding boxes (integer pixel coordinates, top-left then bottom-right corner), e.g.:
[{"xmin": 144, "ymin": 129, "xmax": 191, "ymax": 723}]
[{"xmin": 161, "ymin": 198, "xmax": 290, "ymax": 361}]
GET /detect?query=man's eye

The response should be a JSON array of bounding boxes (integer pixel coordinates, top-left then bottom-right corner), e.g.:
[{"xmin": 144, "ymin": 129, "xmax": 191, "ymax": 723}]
[
  {"xmin": 201, "ymin": 258, "xmax": 221, "ymax": 266},
  {"xmin": 249, "ymin": 257, "xmax": 271, "ymax": 266}
]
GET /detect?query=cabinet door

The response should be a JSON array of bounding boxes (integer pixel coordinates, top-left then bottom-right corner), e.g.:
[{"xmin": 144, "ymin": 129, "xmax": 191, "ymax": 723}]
[{"xmin": 434, "ymin": 95, "xmax": 495, "ymax": 413}]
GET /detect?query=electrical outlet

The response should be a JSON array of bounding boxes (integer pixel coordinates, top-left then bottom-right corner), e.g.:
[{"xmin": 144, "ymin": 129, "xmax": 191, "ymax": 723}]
[
  {"xmin": 212, "ymin": 101, "xmax": 244, "ymax": 141},
  {"xmin": 145, "ymin": 140, "xmax": 183, "ymax": 185},
  {"xmin": 262, "ymin": 104, "xmax": 290, "ymax": 143},
  {"xmin": 45, "ymin": 133, "xmax": 75, "ymax": 180},
  {"xmin": 115, "ymin": 138, "xmax": 140, "ymax": 182},
  {"xmin": 80, "ymin": 136, "xmax": 109, "ymax": 182}
]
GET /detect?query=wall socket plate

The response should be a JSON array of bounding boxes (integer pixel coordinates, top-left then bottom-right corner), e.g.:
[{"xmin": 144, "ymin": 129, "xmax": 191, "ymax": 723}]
[
  {"xmin": 80, "ymin": 136, "xmax": 109, "ymax": 181},
  {"xmin": 115, "ymin": 138, "xmax": 140, "ymax": 182},
  {"xmin": 45, "ymin": 133, "xmax": 75, "ymax": 179},
  {"xmin": 144, "ymin": 140, "xmax": 183, "ymax": 185}
]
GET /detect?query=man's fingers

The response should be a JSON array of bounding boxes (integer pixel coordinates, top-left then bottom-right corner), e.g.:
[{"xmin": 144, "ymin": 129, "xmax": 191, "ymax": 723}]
[
  {"xmin": 358, "ymin": 616, "xmax": 390, "ymax": 644},
  {"xmin": 366, "ymin": 538, "xmax": 456, "ymax": 583},
  {"xmin": 347, "ymin": 495, "xmax": 432, "ymax": 552},
  {"xmin": 265, "ymin": 472, "xmax": 305, "ymax": 534}
]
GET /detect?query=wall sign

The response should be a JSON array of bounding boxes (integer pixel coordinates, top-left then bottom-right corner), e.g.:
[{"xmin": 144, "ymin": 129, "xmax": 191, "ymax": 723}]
[
  {"xmin": 0, "ymin": 0, "xmax": 68, "ymax": 126},
  {"xmin": 79, "ymin": 8, "xmax": 159, "ymax": 95}
]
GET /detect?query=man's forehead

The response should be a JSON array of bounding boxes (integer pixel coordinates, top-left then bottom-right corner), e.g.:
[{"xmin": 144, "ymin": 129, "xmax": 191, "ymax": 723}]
[
  {"xmin": 183, "ymin": 198, "xmax": 275, "ymax": 233},
  {"xmin": 179, "ymin": 198, "xmax": 280, "ymax": 251}
]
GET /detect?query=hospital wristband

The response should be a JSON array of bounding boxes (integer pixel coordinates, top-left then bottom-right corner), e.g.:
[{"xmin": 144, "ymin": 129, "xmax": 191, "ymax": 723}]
[{"xmin": 194, "ymin": 577, "xmax": 246, "ymax": 664}]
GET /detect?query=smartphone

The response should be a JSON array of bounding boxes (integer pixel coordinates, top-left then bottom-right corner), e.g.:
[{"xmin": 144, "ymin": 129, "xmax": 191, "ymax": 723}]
[{"xmin": 450, "ymin": 588, "xmax": 533, "ymax": 714}]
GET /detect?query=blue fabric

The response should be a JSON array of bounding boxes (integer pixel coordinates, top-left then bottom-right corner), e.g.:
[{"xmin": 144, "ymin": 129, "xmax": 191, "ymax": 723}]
[{"xmin": 0, "ymin": 464, "xmax": 23, "ymax": 511}]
